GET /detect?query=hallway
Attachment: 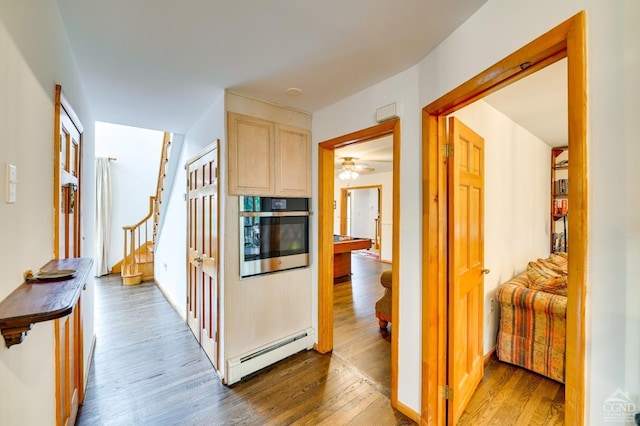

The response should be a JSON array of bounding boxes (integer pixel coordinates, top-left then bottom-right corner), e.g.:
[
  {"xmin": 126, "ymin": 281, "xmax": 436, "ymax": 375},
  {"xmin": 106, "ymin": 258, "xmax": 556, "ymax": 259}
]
[{"xmin": 77, "ymin": 273, "xmax": 413, "ymax": 425}]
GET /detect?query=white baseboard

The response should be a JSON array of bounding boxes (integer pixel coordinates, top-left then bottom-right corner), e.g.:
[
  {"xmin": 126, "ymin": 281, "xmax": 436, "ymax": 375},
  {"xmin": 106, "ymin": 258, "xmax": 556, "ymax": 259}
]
[{"xmin": 154, "ymin": 279, "xmax": 186, "ymax": 320}]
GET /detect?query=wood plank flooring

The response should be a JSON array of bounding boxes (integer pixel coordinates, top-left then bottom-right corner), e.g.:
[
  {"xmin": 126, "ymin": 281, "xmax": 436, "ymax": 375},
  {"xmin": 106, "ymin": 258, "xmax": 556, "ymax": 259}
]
[
  {"xmin": 458, "ymin": 354, "xmax": 565, "ymax": 425},
  {"xmin": 333, "ymin": 252, "xmax": 392, "ymax": 397},
  {"xmin": 78, "ymin": 256, "xmax": 564, "ymax": 425},
  {"xmin": 77, "ymin": 267, "xmax": 413, "ymax": 425}
]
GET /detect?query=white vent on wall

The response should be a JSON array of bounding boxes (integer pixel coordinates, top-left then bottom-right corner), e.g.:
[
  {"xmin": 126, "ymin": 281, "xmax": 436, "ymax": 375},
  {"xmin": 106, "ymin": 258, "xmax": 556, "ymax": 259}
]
[
  {"xmin": 226, "ymin": 328, "xmax": 315, "ymax": 385},
  {"xmin": 376, "ymin": 102, "xmax": 399, "ymax": 123}
]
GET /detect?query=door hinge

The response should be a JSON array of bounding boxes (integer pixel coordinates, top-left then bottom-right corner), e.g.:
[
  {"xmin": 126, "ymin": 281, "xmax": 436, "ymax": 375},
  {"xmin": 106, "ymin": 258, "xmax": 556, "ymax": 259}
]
[
  {"xmin": 442, "ymin": 385, "xmax": 453, "ymax": 400},
  {"xmin": 214, "ymin": 331, "xmax": 218, "ymax": 342},
  {"xmin": 442, "ymin": 144, "xmax": 454, "ymax": 158}
]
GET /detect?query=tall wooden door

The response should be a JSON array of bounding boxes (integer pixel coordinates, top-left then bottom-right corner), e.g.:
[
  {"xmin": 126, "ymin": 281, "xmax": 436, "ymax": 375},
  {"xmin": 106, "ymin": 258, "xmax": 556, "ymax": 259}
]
[
  {"xmin": 54, "ymin": 85, "xmax": 83, "ymax": 259},
  {"xmin": 446, "ymin": 117, "xmax": 485, "ymax": 425},
  {"xmin": 53, "ymin": 85, "xmax": 84, "ymax": 426},
  {"xmin": 186, "ymin": 142, "xmax": 220, "ymax": 369}
]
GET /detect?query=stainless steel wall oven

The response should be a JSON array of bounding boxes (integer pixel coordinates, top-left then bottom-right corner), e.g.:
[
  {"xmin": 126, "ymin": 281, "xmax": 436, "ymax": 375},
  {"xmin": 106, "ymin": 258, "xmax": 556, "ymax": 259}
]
[{"xmin": 239, "ymin": 196, "xmax": 310, "ymax": 278}]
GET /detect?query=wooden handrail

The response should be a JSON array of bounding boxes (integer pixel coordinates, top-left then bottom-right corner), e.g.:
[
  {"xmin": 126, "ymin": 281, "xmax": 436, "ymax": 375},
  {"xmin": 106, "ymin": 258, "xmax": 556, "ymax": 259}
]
[
  {"xmin": 120, "ymin": 132, "xmax": 171, "ymax": 284},
  {"xmin": 122, "ymin": 196, "xmax": 155, "ymax": 231}
]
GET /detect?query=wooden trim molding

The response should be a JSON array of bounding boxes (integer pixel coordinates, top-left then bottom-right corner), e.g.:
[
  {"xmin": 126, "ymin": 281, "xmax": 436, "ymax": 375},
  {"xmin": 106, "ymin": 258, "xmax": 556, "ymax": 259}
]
[
  {"xmin": 421, "ymin": 11, "xmax": 587, "ymax": 425},
  {"xmin": 317, "ymin": 119, "xmax": 402, "ymax": 409}
]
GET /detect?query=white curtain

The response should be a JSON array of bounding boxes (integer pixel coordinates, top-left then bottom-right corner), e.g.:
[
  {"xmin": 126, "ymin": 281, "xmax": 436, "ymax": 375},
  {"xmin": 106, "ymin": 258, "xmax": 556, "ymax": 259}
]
[{"xmin": 95, "ymin": 158, "xmax": 112, "ymax": 276}]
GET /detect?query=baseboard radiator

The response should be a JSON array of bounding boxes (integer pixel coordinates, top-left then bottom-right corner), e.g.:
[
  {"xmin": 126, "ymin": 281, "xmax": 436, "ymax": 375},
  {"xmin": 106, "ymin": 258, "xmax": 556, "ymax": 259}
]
[{"xmin": 226, "ymin": 328, "xmax": 315, "ymax": 385}]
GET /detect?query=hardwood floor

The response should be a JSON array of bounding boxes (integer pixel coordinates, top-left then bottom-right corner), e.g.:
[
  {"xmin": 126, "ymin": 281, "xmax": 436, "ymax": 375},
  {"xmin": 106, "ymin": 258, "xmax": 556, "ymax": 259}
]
[
  {"xmin": 333, "ymin": 252, "xmax": 392, "ymax": 397},
  {"xmin": 77, "ymin": 270, "xmax": 413, "ymax": 425},
  {"xmin": 78, "ymin": 259, "xmax": 562, "ymax": 425},
  {"xmin": 458, "ymin": 354, "xmax": 565, "ymax": 425}
]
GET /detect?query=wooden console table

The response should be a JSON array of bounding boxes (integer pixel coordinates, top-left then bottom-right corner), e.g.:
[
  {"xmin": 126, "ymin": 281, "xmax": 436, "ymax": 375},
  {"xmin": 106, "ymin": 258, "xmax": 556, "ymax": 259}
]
[{"xmin": 0, "ymin": 257, "xmax": 92, "ymax": 348}]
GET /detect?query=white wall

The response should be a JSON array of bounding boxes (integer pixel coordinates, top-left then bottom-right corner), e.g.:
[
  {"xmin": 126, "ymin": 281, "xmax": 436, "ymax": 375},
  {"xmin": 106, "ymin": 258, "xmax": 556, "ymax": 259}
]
[
  {"xmin": 452, "ymin": 100, "xmax": 551, "ymax": 353},
  {"xmin": 0, "ymin": 1, "xmax": 95, "ymax": 424},
  {"xmin": 313, "ymin": 65, "xmax": 422, "ymax": 411},
  {"xmin": 94, "ymin": 122, "xmax": 164, "ymax": 271},
  {"xmin": 417, "ymin": 0, "xmax": 639, "ymax": 421},
  {"xmin": 154, "ymin": 90, "xmax": 225, "ymax": 351},
  {"xmin": 334, "ymin": 171, "xmax": 394, "ymax": 262},
  {"xmin": 624, "ymin": 0, "xmax": 640, "ymax": 404}
]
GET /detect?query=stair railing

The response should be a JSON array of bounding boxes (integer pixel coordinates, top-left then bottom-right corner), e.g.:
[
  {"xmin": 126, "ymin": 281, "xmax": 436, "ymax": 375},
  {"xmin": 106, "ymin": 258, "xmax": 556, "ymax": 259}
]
[
  {"xmin": 153, "ymin": 133, "xmax": 171, "ymax": 244},
  {"xmin": 120, "ymin": 132, "xmax": 171, "ymax": 284},
  {"xmin": 122, "ymin": 196, "xmax": 155, "ymax": 280}
]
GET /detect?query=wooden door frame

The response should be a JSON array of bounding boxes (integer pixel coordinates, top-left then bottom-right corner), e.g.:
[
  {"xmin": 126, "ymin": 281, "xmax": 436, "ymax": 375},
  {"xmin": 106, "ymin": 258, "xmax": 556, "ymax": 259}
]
[
  {"xmin": 421, "ymin": 12, "xmax": 587, "ymax": 425},
  {"xmin": 318, "ymin": 119, "xmax": 401, "ymax": 407},
  {"xmin": 54, "ymin": 84, "xmax": 84, "ymax": 259},
  {"xmin": 339, "ymin": 185, "xmax": 382, "ymax": 249}
]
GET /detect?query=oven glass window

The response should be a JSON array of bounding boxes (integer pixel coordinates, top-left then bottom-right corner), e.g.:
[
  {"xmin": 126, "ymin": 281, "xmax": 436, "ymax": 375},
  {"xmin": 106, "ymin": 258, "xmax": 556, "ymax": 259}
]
[{"xmin": 242, "ymin": 216, "xmax": 309, "ymax": 260}]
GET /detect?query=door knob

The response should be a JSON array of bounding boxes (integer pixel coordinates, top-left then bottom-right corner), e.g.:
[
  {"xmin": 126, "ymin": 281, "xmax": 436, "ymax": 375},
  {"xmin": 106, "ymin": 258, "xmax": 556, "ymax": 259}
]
[{"xmin": 481, "ymin": 268, "xmax": 491, "ymax": 275}]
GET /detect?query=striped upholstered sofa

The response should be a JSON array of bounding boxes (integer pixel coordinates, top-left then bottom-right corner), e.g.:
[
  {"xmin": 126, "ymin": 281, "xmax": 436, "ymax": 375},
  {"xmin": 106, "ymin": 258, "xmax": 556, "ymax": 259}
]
[{"xmin": 496, "ymin": 253, "xmax": 568, "ymax": 383}]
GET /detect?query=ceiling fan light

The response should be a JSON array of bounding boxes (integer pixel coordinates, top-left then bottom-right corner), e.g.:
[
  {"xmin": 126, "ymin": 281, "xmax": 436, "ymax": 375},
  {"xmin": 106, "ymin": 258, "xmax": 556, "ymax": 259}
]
[{"xmin": 338, "ymin": 170, "xmax": 359, "ymax": 180}]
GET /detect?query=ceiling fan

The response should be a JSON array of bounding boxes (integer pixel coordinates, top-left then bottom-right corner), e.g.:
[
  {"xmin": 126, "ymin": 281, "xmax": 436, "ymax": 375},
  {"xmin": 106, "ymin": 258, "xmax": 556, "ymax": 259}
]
[{"xmin": 337, "ymin": 157, "xmax": 374, "ymax": 179}]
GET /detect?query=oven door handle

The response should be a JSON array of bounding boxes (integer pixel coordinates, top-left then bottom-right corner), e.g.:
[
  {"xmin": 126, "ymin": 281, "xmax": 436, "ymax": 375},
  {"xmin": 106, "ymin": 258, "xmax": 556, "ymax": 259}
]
[{"xmin": 239, "ymin": 211, "xmax": 311, "ymax": 217}]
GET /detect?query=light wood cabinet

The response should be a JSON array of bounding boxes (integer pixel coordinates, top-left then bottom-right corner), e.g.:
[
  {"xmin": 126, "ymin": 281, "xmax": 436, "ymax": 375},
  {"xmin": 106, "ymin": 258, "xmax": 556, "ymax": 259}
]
[{"xmin": 228, "ymin": 112, "xmax": 311, "ymax": 197}]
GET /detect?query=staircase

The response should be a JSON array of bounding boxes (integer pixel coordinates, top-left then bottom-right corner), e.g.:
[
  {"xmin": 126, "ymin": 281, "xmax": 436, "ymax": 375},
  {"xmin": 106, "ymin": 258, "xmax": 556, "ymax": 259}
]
[{"xmin": 120, "ymin": 132, "xmax": 171, "ymax": 285}]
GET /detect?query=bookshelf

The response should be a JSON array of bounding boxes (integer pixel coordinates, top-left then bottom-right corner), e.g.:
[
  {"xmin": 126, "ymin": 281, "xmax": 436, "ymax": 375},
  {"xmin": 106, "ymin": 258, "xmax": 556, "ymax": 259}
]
[{"xmin": 551, "ymin": 146, "xmax": 568, "ymax": 252}]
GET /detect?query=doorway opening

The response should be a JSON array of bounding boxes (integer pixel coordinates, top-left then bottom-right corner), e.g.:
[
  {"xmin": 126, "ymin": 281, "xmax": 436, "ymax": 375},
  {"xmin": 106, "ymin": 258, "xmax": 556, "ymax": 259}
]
[
  {"xmin": 318, "ymin": 118, "xmax": 401, "ymax": 407},
  {"xmin": 340, "ymin": 186, "xmax": 382, "ymax": 259},
  {"xmin": 421, "ymin": 12, "xmax": 586, "ymax": 425}
]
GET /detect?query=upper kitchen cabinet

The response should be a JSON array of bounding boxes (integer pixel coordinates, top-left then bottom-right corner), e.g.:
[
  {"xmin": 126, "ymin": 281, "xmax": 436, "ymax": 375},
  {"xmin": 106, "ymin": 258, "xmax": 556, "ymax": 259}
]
[
  {"xmin": 226, "ymin": 92, "xmax": 312, "ymax": 197},
  {"xmin": 274, "ymin": 123, "xmax": 311, "ymax": 197},
  {"xmin": 228, "ymin": 112, "xmax": 275, "ymax": 195}
]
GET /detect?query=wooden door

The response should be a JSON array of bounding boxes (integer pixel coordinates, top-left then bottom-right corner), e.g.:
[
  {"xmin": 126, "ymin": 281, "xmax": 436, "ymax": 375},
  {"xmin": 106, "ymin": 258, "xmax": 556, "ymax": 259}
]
[
  {"xmin": 186, "ymin": 142, "xmax": 220, "ymax": 369},
  {"xmin": 446, "ymin": 117, "xmax": 485, "ymax": 425},
  {"xmin": 54, "ymin": 85, "xmax": 83, "ymax": 259},
  {"xmin": 54, "ymin": 295, "xmax": 83, "ymax": 426},
  {"xmin": 53, "ymin": 85, "xmax": 84, "ymax": 426}
]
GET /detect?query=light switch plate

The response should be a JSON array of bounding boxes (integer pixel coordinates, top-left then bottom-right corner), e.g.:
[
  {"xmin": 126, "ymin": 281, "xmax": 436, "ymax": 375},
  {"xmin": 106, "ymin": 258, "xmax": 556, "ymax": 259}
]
[{"xmin": 6, "ymin": 164, "xmax": 16, "ymax": 204}]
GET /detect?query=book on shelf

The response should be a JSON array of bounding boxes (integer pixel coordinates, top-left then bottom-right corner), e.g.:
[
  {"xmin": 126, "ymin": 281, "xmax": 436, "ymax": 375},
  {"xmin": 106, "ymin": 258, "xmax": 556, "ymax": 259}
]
[{"xmin": 554, "ymin": 178, "xmax": 569, "ymax": 195}]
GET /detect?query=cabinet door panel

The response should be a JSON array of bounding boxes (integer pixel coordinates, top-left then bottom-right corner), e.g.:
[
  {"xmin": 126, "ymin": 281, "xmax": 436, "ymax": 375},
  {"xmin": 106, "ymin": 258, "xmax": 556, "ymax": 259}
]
[
  {"xmin": 228, "ymin": 112, "xmax": 274, "ymax": 195},
  {"xmin": 275, "ymin": 124, "xmax": 311, "ymax": 197}
]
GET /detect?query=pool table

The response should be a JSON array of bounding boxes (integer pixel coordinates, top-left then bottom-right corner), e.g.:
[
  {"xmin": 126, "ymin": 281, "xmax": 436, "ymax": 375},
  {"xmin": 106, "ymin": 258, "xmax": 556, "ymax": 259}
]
[{"xmin": 333, "ymin": 235, "xmax": 372, "ymax": 282}]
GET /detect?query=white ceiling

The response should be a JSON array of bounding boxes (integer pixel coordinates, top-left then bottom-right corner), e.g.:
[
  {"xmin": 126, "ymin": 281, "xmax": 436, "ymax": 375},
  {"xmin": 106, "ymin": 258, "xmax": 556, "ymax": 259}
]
[
  {"xmin": 335, "ymin": 135, "xmax": 394, "ymax": 175},
  {"xmin": 484, "ymin": 58, "xmax": 568, "ymax": 147},
  {"xmin": 55, "ymin": 0, "xmax": 488, "ymax": 133}
]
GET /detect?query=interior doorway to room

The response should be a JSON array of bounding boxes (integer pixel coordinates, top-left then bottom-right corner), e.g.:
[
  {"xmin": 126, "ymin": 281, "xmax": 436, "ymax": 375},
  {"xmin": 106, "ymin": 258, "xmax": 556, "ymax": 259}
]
[
  {"xmin": 421, "ymin": 12, "xmax": 586, "ymax": 425},
  {"xmin": 317, "ymin": 119, "xmax": 401, "ymax": 407},
  {"xmin": 445, "ymin": 72, "xmax": 571, "ymax": 423},
  {"xmin": 340, "ymin": 186, "xmax": 382, "ymax": 257}
]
